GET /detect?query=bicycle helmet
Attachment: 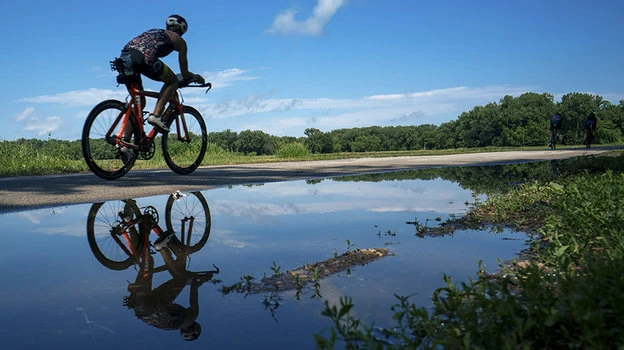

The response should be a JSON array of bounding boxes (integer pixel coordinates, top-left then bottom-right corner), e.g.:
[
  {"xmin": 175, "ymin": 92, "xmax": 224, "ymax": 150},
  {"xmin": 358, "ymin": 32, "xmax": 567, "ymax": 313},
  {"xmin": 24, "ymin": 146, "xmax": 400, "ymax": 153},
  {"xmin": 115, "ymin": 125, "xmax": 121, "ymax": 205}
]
[
  {"xmin": 180, "ymin": 321, "xmax": 201, "ymax": 341},
  {"xmin": 166, "ymin": 15, "xmax": 188, "ymax": 35}
]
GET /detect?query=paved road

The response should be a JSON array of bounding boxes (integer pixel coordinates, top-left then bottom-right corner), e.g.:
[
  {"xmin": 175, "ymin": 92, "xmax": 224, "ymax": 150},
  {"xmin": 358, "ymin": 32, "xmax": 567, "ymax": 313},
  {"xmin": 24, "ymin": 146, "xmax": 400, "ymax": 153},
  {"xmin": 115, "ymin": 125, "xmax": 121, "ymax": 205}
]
[{"xmin": 0, "ymin": 148, "xmax": 612, "ymax": 213}]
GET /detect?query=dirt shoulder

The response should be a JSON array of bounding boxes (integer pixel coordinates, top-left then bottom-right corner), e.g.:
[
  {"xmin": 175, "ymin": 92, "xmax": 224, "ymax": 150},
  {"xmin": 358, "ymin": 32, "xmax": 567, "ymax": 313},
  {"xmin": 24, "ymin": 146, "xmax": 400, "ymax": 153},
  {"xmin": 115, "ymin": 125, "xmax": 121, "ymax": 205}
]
[{"xmin": 0, "ymin": 149, "xmax": 612, "ymax": 213}]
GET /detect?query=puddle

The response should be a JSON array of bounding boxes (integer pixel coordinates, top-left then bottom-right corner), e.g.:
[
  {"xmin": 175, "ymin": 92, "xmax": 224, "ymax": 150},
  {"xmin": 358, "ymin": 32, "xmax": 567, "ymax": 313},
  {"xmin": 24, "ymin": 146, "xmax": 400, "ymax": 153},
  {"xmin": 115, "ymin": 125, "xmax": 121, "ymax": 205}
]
[{"xmin": 0, "ymin": 168, "xmax": 534, "ymax": 349}]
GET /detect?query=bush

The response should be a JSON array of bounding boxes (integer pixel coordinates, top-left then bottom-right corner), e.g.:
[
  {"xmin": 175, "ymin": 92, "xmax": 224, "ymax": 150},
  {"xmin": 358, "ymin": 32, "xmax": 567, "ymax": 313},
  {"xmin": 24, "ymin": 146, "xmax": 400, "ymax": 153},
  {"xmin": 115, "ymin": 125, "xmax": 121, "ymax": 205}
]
[{"xmin": 275, "ymin": 142, "xmax": 310, "ymax": 158}]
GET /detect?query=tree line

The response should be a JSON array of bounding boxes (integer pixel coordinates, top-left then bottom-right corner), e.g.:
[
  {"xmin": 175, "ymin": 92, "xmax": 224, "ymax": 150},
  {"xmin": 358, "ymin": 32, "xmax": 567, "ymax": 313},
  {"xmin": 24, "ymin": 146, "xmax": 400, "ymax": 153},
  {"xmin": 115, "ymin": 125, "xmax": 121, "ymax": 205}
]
[
  {"xmin": 4, "ymin": 92, "xmax": 623, "ymax": 157},
  {"xmin": 209, "ymin": 92, "xmax": 623, "ymax": 155}
]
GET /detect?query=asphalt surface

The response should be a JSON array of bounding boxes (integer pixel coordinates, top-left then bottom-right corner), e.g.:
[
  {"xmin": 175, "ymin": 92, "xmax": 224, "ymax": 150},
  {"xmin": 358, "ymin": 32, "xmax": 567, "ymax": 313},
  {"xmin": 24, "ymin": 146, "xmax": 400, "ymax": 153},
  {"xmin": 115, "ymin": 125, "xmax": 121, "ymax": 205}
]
[{"xmin": 0, "ymin": 148, "xmax": 613, "ymax": 213}]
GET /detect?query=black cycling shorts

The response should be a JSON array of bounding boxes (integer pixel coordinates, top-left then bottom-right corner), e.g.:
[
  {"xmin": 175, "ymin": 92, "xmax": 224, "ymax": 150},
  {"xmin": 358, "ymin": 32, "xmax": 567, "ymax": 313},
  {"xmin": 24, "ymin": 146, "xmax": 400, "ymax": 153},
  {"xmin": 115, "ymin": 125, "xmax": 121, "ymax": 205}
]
[{"xmin": 121, "ymin": 48, "xmax": 172, "ymax": 82}]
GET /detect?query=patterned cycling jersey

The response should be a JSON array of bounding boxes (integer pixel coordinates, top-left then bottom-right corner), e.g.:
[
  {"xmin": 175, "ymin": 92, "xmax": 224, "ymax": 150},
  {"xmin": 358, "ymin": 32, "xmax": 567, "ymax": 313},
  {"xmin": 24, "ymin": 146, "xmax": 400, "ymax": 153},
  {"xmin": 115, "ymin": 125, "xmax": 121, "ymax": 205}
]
[
  {"xmin": 124, "ymin": 29, "xmax": 174, "ymax": 63},
  {"xmin": 139, "ymin": 304, "xmax": 186, "ymax": 330}
]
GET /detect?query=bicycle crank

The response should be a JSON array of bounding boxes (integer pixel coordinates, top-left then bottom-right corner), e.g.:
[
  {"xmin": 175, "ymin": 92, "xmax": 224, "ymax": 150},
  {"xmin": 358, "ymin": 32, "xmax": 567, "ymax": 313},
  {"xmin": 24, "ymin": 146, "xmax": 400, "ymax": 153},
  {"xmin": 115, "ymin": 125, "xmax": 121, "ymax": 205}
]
[{"xmin": 139, "ymin": 139, "xmax": 156, "ymax": 160}]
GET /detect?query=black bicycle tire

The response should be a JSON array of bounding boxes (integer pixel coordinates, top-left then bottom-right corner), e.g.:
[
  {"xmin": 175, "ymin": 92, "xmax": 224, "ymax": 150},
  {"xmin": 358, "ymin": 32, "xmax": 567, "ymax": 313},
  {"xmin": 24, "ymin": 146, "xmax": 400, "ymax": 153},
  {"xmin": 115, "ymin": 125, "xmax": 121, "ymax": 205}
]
[
  {"xmin": 585, "ymin": 129, "xmax": 592, "ymax": 149},
  {"xmin": 161, "ymin": 105, "xmax": 207, "ymax": 175},
  {"xmin": 165, "ymin": 191, "xmax": 211, "ymax": 253},
  {"xmin": 87, "ymin": 200, "xmax": 141, "ymax": 270},
  {"xmin": 82, "ymin": 100, "xmax": 139, "ymax": 180}
]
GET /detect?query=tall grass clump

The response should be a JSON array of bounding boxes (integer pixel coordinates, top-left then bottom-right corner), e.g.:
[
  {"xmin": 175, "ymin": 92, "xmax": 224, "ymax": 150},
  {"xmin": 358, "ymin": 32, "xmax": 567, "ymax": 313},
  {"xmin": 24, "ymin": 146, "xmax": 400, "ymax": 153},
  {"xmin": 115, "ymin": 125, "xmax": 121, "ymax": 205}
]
[
  {"xmin": 275, "ymin": 142, "xmax": 310, "ymax": 159},
  {"xmin": 0, "ymin": 140, "xmax": 86, "ymax": 176}
]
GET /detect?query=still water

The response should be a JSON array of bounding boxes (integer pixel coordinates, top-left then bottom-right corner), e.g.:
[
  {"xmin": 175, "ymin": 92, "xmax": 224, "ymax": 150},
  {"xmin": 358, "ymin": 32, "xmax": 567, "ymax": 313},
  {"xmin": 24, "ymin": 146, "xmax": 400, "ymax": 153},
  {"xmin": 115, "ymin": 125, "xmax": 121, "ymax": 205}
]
[{"xmin": 0, "ymin": 168, "xmax": 532, "ymax": 349}]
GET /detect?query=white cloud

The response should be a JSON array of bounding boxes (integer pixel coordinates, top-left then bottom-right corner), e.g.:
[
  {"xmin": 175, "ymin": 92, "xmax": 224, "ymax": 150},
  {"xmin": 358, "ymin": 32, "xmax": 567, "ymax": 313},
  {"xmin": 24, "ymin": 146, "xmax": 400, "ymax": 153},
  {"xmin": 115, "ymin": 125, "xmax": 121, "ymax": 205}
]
[
  {"xmin": 267, "ymin": 0, "xmax": 346, "ymax": 36},
  {"xmin": 203, "ymin": 68, "xmax": 258, "ymax": 88},
  {"xmin": 19, "ymin": 88, "xmax": 127, "ymax": 107},
  {"xmin": 15, "ymin": 107, "xmax": 35, "ymax": 121},
  {"xmin": 13, "ymin": 107, "xmax": 62, "ymax": 137},
  {"xmin": 18, "ymin": 69, "xmax": 258, "ymax": 109},
  {"xmin": 196, "ymin": 85, "xmax": 535, "ymax": 134}
]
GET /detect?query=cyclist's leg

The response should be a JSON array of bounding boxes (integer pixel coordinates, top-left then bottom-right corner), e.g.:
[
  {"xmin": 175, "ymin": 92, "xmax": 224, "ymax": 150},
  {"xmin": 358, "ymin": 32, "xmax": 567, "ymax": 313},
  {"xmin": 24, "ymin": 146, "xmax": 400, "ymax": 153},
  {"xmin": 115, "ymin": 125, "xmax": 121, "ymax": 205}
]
[
  {"xmin": 126, "ymin": 49, "xmax": 147, "ymax": 107},
  {"xmin": 154, "ymin": 65, "xmax": 178, "ymax": 116},
  {"xmin": 158, "ymin": 246, "xmax": 188, "ymax": 278},
  {"xmin": 120, "ymin": 50, "xmax": 147, "ymax": 142},
  {"xmin": 121, "ymin": 77, "xmax": 144, "ymax": 142},
  {"xmin": 142, "ymin": 60, "xmax": 176, "ymax": 131},
  {"xmin": 143, "ymin": 60, "xmax": 177, "ymax": 117}
]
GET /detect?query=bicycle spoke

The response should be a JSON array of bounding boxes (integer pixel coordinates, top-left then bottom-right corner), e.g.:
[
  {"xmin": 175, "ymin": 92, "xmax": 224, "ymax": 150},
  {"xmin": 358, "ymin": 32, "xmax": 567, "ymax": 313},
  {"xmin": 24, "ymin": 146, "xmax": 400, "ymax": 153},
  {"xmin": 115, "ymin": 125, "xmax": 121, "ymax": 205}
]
[
  {"xmin": 165, "ymin": 191, "xmax": 211, "ymax": 253},
  {"xmin": 162, "ymin": 105, "xmax": 207, "ymax": 175},
  {"xmin": 82, "ymin": 100, "xmax": 138, "ymax": 180},
  {"xmin": 87, "ymin": 200, "xmax": 141, "ymax": 270}
]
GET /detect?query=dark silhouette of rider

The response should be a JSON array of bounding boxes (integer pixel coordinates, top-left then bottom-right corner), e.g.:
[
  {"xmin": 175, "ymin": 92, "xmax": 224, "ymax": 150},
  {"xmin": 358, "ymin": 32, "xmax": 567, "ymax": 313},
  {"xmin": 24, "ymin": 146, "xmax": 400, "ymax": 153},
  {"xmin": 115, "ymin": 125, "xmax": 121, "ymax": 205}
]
[
  {"xmin": 123, "ymin": 233, "xmax": 218, "ymax": 341},
  {"xmin": 583, "ymin": 112, "xmax": 597, "ymax": 146}
]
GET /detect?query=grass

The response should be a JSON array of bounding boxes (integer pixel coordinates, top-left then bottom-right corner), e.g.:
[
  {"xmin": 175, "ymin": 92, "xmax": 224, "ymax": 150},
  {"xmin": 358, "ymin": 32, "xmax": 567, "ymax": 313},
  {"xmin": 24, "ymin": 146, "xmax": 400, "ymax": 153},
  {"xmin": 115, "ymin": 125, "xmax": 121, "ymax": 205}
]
[
  {"xmin": 1, "ymin": 138, "xmax": 615, "ymax": 178},
  {"xmin": 314, "ymin": 151, "xmax": 624, "ymax": 349}
]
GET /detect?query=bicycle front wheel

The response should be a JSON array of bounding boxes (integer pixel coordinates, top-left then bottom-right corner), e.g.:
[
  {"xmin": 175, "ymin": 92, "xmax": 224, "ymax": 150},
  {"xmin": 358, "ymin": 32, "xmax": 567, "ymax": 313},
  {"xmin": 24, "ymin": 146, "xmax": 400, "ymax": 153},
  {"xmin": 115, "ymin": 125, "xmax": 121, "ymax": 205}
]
[
  {"xmin": 165, "ymin": 191, "xmax": 211, "ymax": 253},
  {"xmin": 87, "ymin": 200, "xmax": 141, "ymax": 270},
  {"xmin": 162, "ymin": 105, "xmax": 207, "ymax": 175},
  {"xmin": 82, "ymin": 100, "xmax": 139, "ymax": 180}
]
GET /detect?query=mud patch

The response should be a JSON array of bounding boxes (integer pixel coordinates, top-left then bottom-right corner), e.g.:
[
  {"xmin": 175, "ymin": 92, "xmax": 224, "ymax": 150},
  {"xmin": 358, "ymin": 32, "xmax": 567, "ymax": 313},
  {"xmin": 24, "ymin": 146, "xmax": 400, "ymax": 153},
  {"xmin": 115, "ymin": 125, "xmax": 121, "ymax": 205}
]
[{"xmin": 222, "ymin": 248, "xmax": 392, "ymax": 295}]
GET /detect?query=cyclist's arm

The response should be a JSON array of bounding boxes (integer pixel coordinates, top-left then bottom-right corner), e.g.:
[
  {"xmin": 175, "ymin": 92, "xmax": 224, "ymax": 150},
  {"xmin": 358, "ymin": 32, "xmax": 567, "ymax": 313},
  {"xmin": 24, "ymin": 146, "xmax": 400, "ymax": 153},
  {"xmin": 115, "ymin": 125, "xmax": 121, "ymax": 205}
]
[{"xmin": 167, "ymin": 31, "xmax": 194, "ymax": 80}]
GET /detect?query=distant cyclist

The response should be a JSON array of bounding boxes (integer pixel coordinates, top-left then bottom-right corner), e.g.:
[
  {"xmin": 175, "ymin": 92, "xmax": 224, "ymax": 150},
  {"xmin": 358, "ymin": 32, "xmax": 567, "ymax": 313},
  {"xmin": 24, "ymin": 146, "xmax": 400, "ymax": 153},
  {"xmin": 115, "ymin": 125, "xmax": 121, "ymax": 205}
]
[
  {"xmin": 583, "ymin": 112, "xmax": 598, "ymax": 147},
  {"xmin": 119, "ymin": 14, "xmax": 205, "ymax": 133},
  {"xmin": 549, "ymin": 113, "xmax": 562, "ymax": 148}
]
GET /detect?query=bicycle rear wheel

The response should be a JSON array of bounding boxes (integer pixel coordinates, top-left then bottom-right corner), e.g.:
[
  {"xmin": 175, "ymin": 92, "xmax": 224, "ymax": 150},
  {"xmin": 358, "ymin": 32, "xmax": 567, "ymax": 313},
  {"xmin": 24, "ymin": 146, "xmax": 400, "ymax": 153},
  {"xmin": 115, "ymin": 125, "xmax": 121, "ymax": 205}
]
[
  {"xmin": 82, "ymin": 100, "xmax": 139, "ymax": 180},
  {"xmin": 585, "ymin": 131, "xmax": 592, "ymax": 149},
  {"xmin": 87, "ymin": 200, "xmax": 141, "ymax": 270},
  {"xmin": 162, "ymin": 105, "xmax": 207, "ymax": 175},
  {"xmin": 165, "ymin": 191, "xmax": 211, "ymax": 253}
]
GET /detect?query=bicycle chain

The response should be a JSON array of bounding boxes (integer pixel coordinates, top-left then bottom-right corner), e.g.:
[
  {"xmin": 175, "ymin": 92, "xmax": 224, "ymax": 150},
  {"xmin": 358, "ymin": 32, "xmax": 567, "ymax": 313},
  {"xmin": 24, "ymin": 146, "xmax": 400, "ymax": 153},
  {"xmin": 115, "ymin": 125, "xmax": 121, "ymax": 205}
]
[{"xmin": 139, "ymin": 136, "xmax": 156, "ymax": 160}]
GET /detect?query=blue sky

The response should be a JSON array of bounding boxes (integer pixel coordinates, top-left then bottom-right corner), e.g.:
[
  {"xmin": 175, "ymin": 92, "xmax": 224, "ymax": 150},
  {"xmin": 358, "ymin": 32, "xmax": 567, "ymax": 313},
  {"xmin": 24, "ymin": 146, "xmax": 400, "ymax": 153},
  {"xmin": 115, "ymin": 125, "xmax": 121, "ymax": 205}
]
[{"xmin": 3, "ymin": 0, "xmax": 623, "ymax": 141}]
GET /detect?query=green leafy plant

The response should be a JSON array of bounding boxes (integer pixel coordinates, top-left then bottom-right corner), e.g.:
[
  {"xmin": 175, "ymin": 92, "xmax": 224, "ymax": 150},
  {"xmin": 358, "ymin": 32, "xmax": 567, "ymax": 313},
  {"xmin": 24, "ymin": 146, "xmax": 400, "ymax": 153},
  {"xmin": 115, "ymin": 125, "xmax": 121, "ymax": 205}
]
[{"xmin": 316, "ymin": 152, "xmax": 624, "ymax": 349}]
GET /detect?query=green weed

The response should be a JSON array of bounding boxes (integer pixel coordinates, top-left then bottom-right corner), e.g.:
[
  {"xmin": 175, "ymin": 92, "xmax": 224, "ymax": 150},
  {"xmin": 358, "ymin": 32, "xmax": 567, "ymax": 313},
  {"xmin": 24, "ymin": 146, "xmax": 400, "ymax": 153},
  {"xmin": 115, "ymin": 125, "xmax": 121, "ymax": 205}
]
[{"xmin": 316, "ymin": 152, "xmax": 624, "ymax": 349}]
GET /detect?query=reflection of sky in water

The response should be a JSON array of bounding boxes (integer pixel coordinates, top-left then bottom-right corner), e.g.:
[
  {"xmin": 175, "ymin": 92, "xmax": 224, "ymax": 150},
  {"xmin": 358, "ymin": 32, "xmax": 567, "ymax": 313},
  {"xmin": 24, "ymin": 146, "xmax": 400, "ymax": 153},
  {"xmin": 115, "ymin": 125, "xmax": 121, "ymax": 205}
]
[{"xmin": 0, "ymin": 176, "xmax": 526, "ymax": 349}]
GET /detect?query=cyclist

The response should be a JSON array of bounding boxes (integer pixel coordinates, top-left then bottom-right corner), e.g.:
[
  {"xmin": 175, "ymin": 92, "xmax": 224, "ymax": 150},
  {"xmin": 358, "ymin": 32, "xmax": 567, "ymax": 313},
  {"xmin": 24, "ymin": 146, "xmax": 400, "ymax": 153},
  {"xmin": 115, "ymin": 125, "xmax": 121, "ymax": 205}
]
[
  {"xmin": 549, "ymin": 113, "xmax": 562, "ymax": 148},
  {"xmin": 119, "ymin": 14, "xmax": 205, "ymax": 133},
  {"xmin": 124, "ymin": 242, "xmax": 219, "ymax": 341},
  {"xmin": 583, "ymin": 112, "xmax": 598, "ymax": 146}
]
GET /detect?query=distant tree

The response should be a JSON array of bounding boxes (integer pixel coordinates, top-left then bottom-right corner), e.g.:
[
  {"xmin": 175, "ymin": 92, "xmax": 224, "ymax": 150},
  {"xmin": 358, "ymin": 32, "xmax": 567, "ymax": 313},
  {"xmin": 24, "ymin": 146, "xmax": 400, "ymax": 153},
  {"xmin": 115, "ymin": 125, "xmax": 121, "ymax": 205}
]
[
  {"xmin": 236, "ymin": 130, "xmax": 274, "ymax": 155},
  {"xmin": 436, "ymin": 121, "xmax": 459, "ymax": 149},
  {"xmin": 558, "ymin": 93, "xmax": 604, "ymax": 144},
  {"xmin": 456, "ymin": 103, "xmax": 502, "ymax": 148},
  {"xmin": 500, "ymin": 92, "xmax": 555, "ymax": 146},
  {"xmin": 209, "ymin": 129, "xmax": 238, "ymax": 151},
  {"xmin": 304, "ymin": 128, "xmax": 334, "ymax": 153},
  {"xmin": 351, "ymin": 135, "xmax": 381, "ymax": 152}
]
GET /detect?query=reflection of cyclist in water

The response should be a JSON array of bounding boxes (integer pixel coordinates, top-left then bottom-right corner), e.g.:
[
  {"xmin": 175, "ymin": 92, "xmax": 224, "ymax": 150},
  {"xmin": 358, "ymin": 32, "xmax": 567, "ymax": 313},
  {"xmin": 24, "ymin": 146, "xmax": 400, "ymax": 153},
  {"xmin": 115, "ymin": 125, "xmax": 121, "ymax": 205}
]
[
  {"xmin": 87, "ymin": 192, "xmax": 214, "ymax": 340},
  {"xmin": 122, "ymin": 213, "xmax": 218, "ymax": 341},
  {"xmin": 124, "ymin": 237, "xmax": 219, "ymax": 341}
]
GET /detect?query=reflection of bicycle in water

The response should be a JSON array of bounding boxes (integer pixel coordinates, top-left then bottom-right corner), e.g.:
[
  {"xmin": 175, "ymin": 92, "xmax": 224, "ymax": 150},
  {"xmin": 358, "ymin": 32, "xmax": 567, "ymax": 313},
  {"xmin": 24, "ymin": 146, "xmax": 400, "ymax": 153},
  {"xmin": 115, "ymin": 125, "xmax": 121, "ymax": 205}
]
[{"xmin": 86, "ymin": 191, "xmax": 218, "ymax": 341}]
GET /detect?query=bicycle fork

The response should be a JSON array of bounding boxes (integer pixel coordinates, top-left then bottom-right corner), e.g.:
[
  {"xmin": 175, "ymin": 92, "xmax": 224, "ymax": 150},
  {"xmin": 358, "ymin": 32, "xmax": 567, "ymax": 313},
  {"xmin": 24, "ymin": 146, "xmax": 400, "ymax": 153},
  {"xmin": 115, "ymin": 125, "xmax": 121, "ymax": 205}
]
[{"xmin": 179, "ymin": 216, "xmax": 195, "ymax": 254}]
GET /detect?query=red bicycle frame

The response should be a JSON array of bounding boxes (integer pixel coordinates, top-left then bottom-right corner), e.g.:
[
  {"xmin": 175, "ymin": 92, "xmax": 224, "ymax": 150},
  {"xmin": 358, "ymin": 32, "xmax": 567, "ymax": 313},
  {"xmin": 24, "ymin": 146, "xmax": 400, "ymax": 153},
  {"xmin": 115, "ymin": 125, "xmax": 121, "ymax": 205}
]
[{"xmin": 108, "ymin": 82, "xmax": 191, "ymax": 153}]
